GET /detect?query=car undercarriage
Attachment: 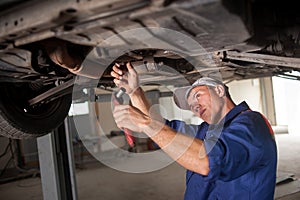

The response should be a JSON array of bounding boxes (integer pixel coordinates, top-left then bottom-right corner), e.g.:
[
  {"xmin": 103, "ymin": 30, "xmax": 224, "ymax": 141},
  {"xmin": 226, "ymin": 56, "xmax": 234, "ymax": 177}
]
[{"xmin": 0, "ymin": 0, "xmax": 300, "ymax": 138}]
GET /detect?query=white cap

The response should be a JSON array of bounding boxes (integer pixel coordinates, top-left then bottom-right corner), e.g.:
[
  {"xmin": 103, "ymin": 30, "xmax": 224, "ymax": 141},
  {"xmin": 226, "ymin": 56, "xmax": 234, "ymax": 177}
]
[{"xmin": 173, "ymin": 77, "xmax": 225, "ymax": 110}]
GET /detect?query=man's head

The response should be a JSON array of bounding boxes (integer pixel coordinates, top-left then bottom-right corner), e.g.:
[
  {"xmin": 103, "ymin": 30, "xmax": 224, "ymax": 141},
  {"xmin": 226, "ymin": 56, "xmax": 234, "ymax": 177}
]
[{"xmin": 173, "ymin": 77, "xmax": 233, "ymax": 124}]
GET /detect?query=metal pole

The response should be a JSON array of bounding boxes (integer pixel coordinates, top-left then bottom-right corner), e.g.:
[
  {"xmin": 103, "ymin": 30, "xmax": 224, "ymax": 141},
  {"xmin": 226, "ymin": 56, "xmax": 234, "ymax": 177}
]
[
  {"xmin": 37, "ymin": 133, "xmax": 61, "ymax": 200},
  {"xmin": 64, "ymin": 118, "xmax": 78, "ymax": 200},
  {"xmin": 37, "ymin": 117, "xmax": 78, "ymax": 200}
]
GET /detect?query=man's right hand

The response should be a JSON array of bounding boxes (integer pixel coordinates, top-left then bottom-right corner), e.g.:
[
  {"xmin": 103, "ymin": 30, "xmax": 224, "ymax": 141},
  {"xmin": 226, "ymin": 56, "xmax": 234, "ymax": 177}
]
[{"xmin": 111, "ymin": 62, "xmax": 139, "ymax": 96}]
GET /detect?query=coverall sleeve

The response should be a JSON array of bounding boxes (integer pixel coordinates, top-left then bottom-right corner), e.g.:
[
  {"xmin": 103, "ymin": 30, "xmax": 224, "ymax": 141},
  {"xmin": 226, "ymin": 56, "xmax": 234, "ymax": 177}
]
[
  {"xmin": 203, "ymin": 112, "xmax": 271, "ymax": 181},
  {"xmin": 165, "ymin": 119, "xmax": 199, "ymax": 137}
]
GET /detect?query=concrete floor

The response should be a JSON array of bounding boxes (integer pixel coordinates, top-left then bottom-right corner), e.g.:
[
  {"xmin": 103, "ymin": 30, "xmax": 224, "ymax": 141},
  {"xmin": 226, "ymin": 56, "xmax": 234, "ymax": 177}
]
[{"xmin": 0, "ymin": 133, "xmax": 300, "ymax": 200}]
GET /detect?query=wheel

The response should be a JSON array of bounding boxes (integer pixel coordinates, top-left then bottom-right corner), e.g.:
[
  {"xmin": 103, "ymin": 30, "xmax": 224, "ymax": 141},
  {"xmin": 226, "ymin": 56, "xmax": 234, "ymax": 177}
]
[{"xmin": 0, "ymin": 83, "xmax": 71, "ymax": 139}]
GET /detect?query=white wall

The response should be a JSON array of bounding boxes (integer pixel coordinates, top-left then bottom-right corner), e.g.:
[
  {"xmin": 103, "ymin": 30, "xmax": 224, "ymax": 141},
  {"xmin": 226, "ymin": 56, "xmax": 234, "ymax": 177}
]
[
  {"xmin": 272, "ymin": 77, "xmax": 300, "ymax": 134},
  {"xmin": 96, "ymin": 101, "xmax": 119, "ymax": 135},
  {"xmin": 227, "ymin": 79, "xmax": 263, "ymax": 113}
]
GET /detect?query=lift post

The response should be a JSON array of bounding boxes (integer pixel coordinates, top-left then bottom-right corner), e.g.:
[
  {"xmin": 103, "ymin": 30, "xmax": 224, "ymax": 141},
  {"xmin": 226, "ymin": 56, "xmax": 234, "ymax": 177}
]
[{"xmin": 37, "ymin": 118, "xmax": 78, "ymax": 200}]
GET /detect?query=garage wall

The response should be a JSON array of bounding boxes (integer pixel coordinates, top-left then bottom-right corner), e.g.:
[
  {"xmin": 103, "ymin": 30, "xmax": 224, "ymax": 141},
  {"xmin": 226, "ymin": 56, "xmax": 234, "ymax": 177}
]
[
  {"xmin": 227, "ymin": 79, "xmax": 263, "ymax": 113},
  {"xmin": 0, "ymin": 137, "xmax": 39, "ymax": 173},
  {"xmin": 0, "ymin": 137, "xmax": 14, "ymax": 170},
  {"xmin": 273, "ymin": 77, "xmax": 300, "ymax": 134},
  {"xmin": 96, "ymin": 101, "xmax": 118, "ymax": 135}
]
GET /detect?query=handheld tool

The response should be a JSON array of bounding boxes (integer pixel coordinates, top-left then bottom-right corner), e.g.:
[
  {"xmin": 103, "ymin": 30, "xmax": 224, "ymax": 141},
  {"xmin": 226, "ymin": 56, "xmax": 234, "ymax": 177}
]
[{"xmin": 113, "ymin": 87, "xmax": 135, "ymax": 148}]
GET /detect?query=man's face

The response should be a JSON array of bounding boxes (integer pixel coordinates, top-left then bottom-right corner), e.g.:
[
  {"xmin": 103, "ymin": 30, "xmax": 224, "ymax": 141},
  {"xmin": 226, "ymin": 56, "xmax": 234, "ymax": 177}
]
[{"xmin": 186, "ymin": 85, "xmax": 223, "ymax": 124}]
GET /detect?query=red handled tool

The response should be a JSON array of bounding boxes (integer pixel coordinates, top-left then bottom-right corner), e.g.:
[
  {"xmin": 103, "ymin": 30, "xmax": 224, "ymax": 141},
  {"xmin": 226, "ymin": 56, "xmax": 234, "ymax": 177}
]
[{"xmin": 113, "ymin": 88, "xmax": 135, "ymax": 148}]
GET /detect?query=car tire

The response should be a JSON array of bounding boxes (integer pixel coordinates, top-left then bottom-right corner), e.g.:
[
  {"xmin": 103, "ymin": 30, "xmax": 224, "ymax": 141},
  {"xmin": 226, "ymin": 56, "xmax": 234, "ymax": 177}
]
[{"xmin": 0, "ymin": 83, "xmax": 71, "ymax": 139}]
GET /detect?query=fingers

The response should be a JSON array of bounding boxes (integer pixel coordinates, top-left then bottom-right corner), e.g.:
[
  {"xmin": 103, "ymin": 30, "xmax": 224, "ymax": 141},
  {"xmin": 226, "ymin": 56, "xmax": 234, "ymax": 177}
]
[
  {"xmin": 111, "ymin": 63, "xmax": 125, "ymax": 88},
  {"xmin": 126, "ymin": 62, "xmax": 137, "ymax": 76},
  {"xmin": 113, "ymin": 63, "xmax": 123, "ymax": 75},
  {"xmin": 113, "ymin": 105, "xmax": 132, "ymax": 129},
  {"xmin": 113, "ymin": 78, "xmax": 128, "ymax": 88},
  {"xmin": 113, "ymin": 79, "xmax": 119, "ymax": 87},
  {"xmin": 111, "ymin": 62, "xmax": 138, "ymax": 94},
  {"xmin": 111, "ymin": 63, "xmax": 123, "ymax": 79},
  {"xmin": 126, "ymin": 62, "xmax": 133, "ymax": 71},
  {"xmin": 113, "ymin": 105, "xmax": 125, "ymax": 128},
  {"xmin": 111, "ymin": 70, "xmax": 122, "ymax": 80},
  {"xmin": 111, "ymin": 62, "xmax": 136, "ymax": 77},
  {"xmin": 113, "ymin": 105, "xmax": 128, "ymax": 117}
]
